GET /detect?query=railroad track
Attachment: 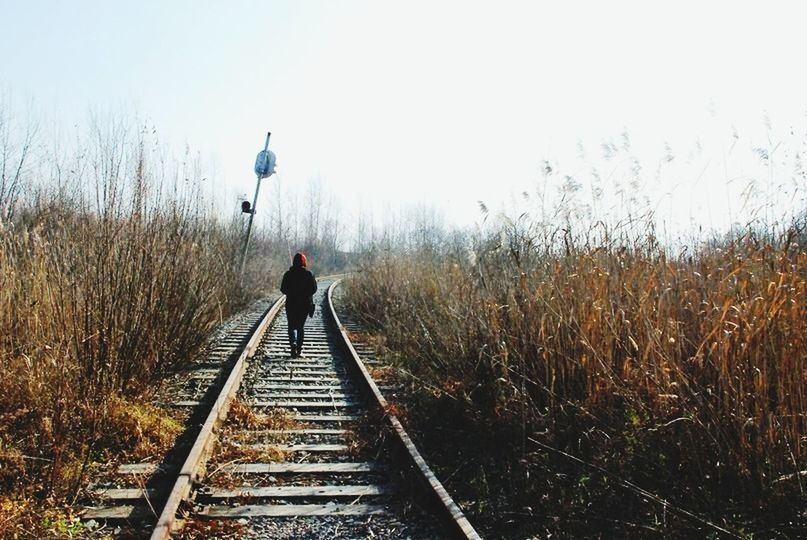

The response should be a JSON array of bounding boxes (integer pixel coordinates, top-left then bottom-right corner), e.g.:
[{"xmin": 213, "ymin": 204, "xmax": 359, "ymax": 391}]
[
  {"xmin": 81, "ymin": 300, "xmax": 277, "ymax": 523},
  {"xmin": 84, "ymin": 278, "xmax": 480, "ymax": 539}
]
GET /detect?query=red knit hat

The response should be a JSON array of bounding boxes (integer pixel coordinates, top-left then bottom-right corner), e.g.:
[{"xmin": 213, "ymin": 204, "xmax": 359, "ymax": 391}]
[{"xmin": 293, "ymin": 252, "xmax": 308, "ymax": 268}]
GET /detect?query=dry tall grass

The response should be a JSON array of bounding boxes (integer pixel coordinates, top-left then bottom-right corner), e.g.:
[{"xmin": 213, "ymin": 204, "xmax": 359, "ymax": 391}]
[
  {"xmin": 0, "ymin": 121, "xmax": 247, "ymax": 531},
  {"xmin": 344, "ymin": 223, "xmax": 806, "ymax": 536}
]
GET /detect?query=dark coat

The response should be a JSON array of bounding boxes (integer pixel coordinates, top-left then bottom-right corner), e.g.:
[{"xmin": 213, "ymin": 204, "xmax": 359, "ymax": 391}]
[{"xmin": 280, "ymin": 265, "xmax": 317, "ymax": 324}]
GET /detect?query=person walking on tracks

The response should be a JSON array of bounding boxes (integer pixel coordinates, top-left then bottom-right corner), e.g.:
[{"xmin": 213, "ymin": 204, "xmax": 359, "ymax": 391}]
[{"xmin": 280, "ymin": 252, "xmax": 317, "ymax": 358}]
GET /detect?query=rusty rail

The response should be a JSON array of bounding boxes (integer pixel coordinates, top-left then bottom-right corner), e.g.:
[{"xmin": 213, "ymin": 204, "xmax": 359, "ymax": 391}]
[
  {"xmin": 326, "ymin": 279, "xmax": 482, "ymax": 540},
  {"xmin": 149, "ymin": 295, "xmax": 286, "ymax": 540}
]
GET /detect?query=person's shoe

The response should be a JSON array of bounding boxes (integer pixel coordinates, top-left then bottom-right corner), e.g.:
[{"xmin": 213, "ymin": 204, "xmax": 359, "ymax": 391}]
[
  {"xmin": 290, "ymin": 346, "xmax": 298, "ymax": 358},
  {"xmin": 296, "ymin": 346, "xmax": 304, "ymax": 358}
]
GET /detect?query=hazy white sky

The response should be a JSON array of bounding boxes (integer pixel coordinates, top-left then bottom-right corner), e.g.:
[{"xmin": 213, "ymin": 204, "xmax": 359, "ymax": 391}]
[{"xmin": 2, "ymin": 1, "xmax": 806, "ymax": 232}]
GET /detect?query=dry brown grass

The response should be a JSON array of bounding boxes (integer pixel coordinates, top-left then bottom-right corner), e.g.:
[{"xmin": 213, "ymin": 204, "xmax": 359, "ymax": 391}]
[
  {"xmin": 366, "ymin": 365, "xmax": 396, "ymax": 384},
  {"xmin": 0, "ymin": 123, "xmax": 249, "ymax": 533},
  {"xmin": 226, "ymin": 401, "xmax": 301, "ymax": 431},
  {"xmin": 212, "ymin": 439, "xmax": 287, "ymax": 466},
  {"xmin": 177, "ymin": 517, "xmax": 245, "ymax": 540},
  {"xmin": 344, "ymin": 224, "xmax": 807, "ymax": 536},
  {"xmin": 94, "ymin": 398, "xmax": 184, "ymax": 461}
]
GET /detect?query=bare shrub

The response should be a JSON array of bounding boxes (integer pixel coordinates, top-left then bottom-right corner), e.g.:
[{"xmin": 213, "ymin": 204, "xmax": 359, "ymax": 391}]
[{"xmin": 0, "ymin": 116, "xmax": 248, "ymax": 527}]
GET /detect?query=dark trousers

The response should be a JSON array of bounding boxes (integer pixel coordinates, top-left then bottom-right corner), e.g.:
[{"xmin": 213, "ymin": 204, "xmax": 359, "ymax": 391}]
[{"xmin": 286, "ymin": 309, "xmax": 307, "ymax": 351}]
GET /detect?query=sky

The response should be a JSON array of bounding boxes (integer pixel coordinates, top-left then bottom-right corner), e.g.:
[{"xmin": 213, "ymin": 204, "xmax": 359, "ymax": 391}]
[{"xmin": 2, "ymin": 1, "xmax": 806, "ymax": 234}]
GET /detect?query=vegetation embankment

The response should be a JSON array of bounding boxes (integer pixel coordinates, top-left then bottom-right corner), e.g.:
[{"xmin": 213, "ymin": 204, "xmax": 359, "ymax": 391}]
[
  {"xmin": 0, "ymin": 118, "xmax": 249, "ymax": 535},
  {"xmin": 343, "ymin": 222, "xmax": 807, "ymax": 537}
]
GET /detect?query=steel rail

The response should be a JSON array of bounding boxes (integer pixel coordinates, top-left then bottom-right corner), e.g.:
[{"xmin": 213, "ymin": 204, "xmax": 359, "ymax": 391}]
[
  {"xmin": 326, "ymin": 279, "xmax": 482, "ymax": 540},
  {"xmin": 149, "ymin": 295, "xmax": 286, "ymax": 540}
]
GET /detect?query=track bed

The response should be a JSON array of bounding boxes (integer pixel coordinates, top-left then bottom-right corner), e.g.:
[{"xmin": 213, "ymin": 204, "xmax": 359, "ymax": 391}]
[{"xmin": 178, "ymin": 279, "xmax": 448, "ymax": 538}]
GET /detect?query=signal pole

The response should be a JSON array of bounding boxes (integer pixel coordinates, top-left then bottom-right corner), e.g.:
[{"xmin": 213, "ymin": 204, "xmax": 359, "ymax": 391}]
[{"xmin": 240, "ymin": 132, "xmax": 275, "ymax": 280}]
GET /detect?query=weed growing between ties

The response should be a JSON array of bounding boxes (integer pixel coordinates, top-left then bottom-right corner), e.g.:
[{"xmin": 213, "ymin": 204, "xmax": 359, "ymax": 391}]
[
  {"xmin": 213, "ymin": 439, "xmax": 288, "ymax": 467},
  {"xmin": 226, "ymin": 400, "xmax": 301, "ymax": 431},
  {"xmin": 179, "ymin": 517, "xmax": 246, "ymax": 540},
  {"xmin": 343, "ymin": 224, "xmax": 806, "ymax": 537},
  {"xmin": 0, "ymin": 117, "xmax": 249, "ymax": 534}
]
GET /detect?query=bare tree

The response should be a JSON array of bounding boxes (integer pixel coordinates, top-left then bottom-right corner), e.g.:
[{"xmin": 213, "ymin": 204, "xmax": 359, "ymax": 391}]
[
  {"xmin": 305, "ymin": 176, "xmax": 323, "ymax": 249},
  {"xmin": 0, "ymin": 104, "xmax": 37, "ymax": 222}
]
